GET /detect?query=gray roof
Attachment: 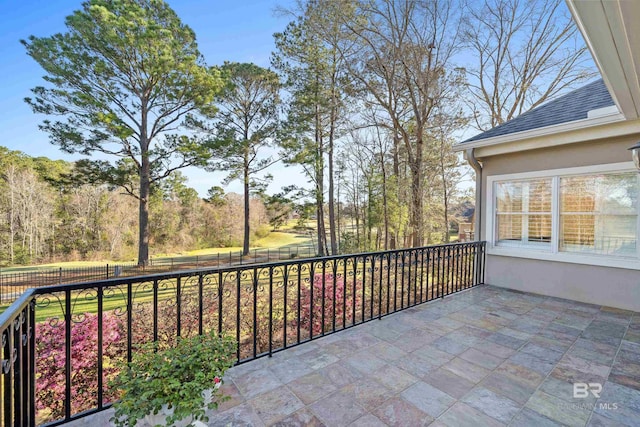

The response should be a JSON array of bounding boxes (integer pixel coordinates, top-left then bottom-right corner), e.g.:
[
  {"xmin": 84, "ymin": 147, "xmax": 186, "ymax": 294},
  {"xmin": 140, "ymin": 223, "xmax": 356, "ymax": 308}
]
[{"xmin": 464, "ymin": 79, "xmax": 615, "ymax": 143}]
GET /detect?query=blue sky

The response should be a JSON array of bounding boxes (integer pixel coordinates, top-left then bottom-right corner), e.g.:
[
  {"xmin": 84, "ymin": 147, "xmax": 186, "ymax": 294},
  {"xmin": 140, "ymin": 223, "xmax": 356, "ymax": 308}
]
[{"xmin": 0, "ymin": 0, "xmax": 296, "ymax": 196}]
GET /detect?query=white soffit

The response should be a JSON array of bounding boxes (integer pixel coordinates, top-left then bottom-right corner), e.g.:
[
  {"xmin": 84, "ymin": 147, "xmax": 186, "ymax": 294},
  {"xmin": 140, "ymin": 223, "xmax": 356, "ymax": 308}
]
[{"xmin": 567, "ymin": 0, "xmax": 640, "ymax": 120}]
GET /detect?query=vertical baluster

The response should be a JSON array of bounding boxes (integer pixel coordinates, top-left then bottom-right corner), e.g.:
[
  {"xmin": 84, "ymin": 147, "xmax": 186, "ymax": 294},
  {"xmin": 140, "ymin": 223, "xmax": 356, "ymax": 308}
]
[
  {"xmin": 480, "ymin": 242, "xmax": 487, "ymax": 284},
  {"xmin": 473, "ymin": 243, "xmax": 479, "ymax": 286},
  {"xmin": 309, "ymin": 262, "xmax": 315, "ymax": 340},
  {"xmin": 3, "ymin": 327, "xmax": 11, "ymax": 425},
  {"xmin": 457, "ymin": 245, "xmax": 462, "ymax": 291},
  {"xmin": 427, "ymin": 249, "xmax": 432, "ymax": 301},
  {"xmin": 297, "ymin": 263, "xmax": 301, "ymax": 344},
  {"xmin": 411, "ymin": 250, "xmax": 416, "ymax": 306},
  {"xmin": 176, "ymin": 277, "xmax": 182, "ymax": 338},
  {"xmin": 97, "ymin": 287, "xmax": 103, "ymax": 409},
  {"xmin": 436, "ymin": 248, "xmax": 441, "ymax": 299},
  {"xmin": 283, "ymin": 266, "xmax": 288, "ymax": 348},
  {"xmin": 268, "ymin": 267, "xmax": 273, "ymax": 357},
  {"xmin": 369, "ymin": 256, "xmax": 374, "ymax": 320},
  {"xmin": 321, "ymin": 261, "xmax": 326, "ymax": 336},
  {"xmin": 331, "ymin": 261, "xmax": 336, "ymax": 333},
  {"xmin": 342, "ymin": 259, "xmax": 347, "ymax": 329},
  {"xmin": 351, "ymin": 257, "xmax": 356, "ymax": 325},
  {"xmin": 453, "ymin": 246, "xmax": 458, "ymax": 293},
  {"xmin": 378, "ymin": 255, "xmax": 383, "ymax": 319},
  {"xmin": 127, "ymin": 282, "xmax": 132, "ymax": 364},
  {"xmin": 65, "ymin": 289, "xmax": 71, "ymax": 420},
  {"xmin": 449, "ymin": 246, "xmax": 454, "ymax": 293},
  {"xmin": 386, "ymin": 253, "xmax": 391, "ymax": 316},
  {"xmin": 236, "ymin": 272, "xmax": 241, "ymax": 362},
  {"xmin": 419, "ymin": 249, "xmax": 425, "ymax": 303},
  {"xmin": 199, "ymin": 274, "xmax": 204, "ymax": 336},
  {"xmin": 361, "ymin": 256, "xmax": 366, "ymax": 323},
  {"xmin": 28, "ymin": 301, "xmax": 35, "ymax": 426},
  {"xmin": 402, "ymin": 249, "xmax": 413, "ymax": 308},
  {"xmin": 153, "ymin": 279, "xmax": 158, "ymax": 343},
  {"xmin": 218, "ymin": 272, "xmax": 223, "ymax": 336},
  {"xmin": 252, "ymin": 268, "xmax": 258, "ymax": 359},
  {"xmin": 464, "ymin": 244, "xmax": 470, "ymax": 289},
  {"xmin": 14, "ymin": 314, "xmax": 22, "ymax": 426},
  {"xmin": 394, "ymin": 252, "xmax": 399, "ymax": 311}
]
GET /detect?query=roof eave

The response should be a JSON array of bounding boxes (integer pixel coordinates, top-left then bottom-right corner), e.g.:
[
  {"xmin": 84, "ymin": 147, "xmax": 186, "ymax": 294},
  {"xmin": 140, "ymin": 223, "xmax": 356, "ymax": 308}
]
[
  {"xmin": 566, "ymin": 0, "xmax": 640, "ymax": 120},
  {"xmin": 453, "ymin": 111, "xmax": 631, "ymax": 156}
]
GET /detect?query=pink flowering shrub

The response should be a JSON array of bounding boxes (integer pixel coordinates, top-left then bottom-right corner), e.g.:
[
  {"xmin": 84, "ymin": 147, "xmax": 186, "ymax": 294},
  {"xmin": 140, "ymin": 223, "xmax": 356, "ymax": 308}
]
[
  {"xmin": 36, "ymin": 312, "xmax": 126, "ymax": 421},
  {"xmin": 290, "ymin": 273, "xmax": 361, "ymax": 337}
]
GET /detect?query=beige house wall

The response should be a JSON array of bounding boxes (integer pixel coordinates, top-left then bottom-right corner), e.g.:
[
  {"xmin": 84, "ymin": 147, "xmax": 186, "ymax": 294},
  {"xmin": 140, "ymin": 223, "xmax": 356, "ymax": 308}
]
[{"xmin": 477, "ymin": 134, "xmax": 640, "ymax": 311}]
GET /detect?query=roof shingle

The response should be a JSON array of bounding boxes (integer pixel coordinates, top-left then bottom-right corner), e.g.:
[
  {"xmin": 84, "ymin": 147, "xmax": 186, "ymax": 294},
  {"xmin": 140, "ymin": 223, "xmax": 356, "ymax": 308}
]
[{"xmin": 464, "ymin": 79, "xmax": 615, "ymax": 143}]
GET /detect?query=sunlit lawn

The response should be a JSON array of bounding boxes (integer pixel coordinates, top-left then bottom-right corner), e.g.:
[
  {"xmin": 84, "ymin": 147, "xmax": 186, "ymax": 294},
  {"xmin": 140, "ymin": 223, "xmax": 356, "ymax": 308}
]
[{"xmin": 0, "ymin": 225, "xmax": 313, "ymax": 274}]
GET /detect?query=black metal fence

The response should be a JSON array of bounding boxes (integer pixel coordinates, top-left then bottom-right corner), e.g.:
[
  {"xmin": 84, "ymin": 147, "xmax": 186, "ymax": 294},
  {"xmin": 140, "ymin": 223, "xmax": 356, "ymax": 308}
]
[
  {"xmin": 0, "ymin": 241, "xmax": 485, "ymax": 427},
  {"xmin": 0, "ymin": 245, "xmax": 317, "ymax": 304}
]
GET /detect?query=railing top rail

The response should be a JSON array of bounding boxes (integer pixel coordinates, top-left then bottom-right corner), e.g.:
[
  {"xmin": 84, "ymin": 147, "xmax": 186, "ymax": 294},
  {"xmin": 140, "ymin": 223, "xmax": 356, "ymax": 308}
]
[
  {"xmin": 28, "ymin": 241, "xmax": 485, "ymax": 296},
  {"xmin": 0, "ymin": 288, "xmax": 35, "ymax": 329}
]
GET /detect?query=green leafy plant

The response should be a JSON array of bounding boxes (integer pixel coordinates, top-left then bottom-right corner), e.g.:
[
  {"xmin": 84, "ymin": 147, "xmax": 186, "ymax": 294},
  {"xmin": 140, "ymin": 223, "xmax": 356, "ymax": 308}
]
[{"xmin": 110, "ymin": 332, "xmax": 237, "ymax": 427}]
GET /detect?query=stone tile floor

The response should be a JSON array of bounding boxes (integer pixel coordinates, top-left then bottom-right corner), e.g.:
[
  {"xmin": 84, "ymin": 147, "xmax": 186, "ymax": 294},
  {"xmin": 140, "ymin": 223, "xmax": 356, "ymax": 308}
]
[
  {"xmin": 210, "ymin": 285, "xmax": 640, "ymax": 427},
  {"xmin": 75, "ymin": 285, "xmax": 640, "ymax": 426}
]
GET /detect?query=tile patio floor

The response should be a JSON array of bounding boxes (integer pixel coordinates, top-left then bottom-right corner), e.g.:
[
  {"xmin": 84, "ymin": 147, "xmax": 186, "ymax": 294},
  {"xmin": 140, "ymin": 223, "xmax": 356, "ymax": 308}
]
[
  {"xmin": 210, "ymin": 285, "xmax": 640, "ymax": 427},
  {"xmin": 74, "ymin": 285, "xmax": 640, "ymax": 426}
]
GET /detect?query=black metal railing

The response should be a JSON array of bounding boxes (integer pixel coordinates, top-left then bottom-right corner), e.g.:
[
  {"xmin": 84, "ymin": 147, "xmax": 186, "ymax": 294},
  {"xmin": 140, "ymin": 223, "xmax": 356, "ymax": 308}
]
[{"xmin": 0, "ymin": 241, "xmax": 485, "ymax": 427}]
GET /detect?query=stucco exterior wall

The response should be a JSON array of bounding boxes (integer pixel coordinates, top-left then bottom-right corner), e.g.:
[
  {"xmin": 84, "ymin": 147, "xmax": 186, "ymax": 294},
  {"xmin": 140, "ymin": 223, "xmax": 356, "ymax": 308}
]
[
  {"xmin": 477, "ymin": 135, "xmax": 640, "ymax": 311},
  {"xmin": 484, "ymin": 255, "xmax": 640, "ymax": 311}
]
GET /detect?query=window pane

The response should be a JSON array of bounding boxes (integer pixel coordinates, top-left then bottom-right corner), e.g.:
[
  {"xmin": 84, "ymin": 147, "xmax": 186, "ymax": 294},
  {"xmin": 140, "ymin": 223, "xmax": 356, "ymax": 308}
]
[
  {"xmin": 561, "ymin": 174, "xmax": 637, "ymax": 214},
  {"xmin": 496, "ymin": 178, "xmax": 552, "ymax": 247},
  {"xmin": 560, "ymin": 173, "xmax": 638, "ymax": 256},
  {"xmin": 528, "ymin": 181, "xmax": 552, "ymax": 213},
  {"xmin": 528, "ymin": 214, "xmax": 552, "ymax": 243},
  {"xmin": 496, "ymin": 214, "xmax": 522, "ymax": 242},
  {"xmin": 496, "ymin": 183, "xmax": 522, "ymax": 212}
]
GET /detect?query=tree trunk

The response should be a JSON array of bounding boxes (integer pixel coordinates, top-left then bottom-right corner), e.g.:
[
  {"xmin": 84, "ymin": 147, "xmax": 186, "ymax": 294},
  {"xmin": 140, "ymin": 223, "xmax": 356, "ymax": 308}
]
[
  {"xmin": 410, "ymin": 136, "xmax": 424, "ymax": 248},
  {"xmin": 327, "ymin": 63, "xmax": 338, "ymax": 255},
  {"xmin": 138, "ymin": 155, "xmax": 150, "ymax": 267},
  {"xmin": 328, "ymin": 131, "xmax": 337, "ymax": 255},
  {"xmin": 138, "ymin": 109, "xmax": 150, "ymax": 267},
  {"xmin": 8, "ymin": 167, "xmax": 15, "ymax": 264},
  {"xmin": 314, "ymin": 79, "xmax": 326, "ymax": 257},
  {"xmin": 389, "ymin": 135, "xmax": 401, "ymax": 250},
  {"xmin": 243, "ymin": 150, "xmax": 251, "ymax": 256},
  {"xmin": 440, "ymin": 144, "xmax": 450, "ymax": 243},
  {"xmin": 316, "ymin": 166, "xmax": 326, "ymax": 256},
  {"xmin": 380, "ymin": 151, "xmax": 389, "ymax": 251}
]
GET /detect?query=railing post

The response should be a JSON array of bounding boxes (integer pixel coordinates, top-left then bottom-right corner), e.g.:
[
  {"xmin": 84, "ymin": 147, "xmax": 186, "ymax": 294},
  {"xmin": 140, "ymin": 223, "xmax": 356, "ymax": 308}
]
[{"xmin": 481, "ymin": 242, "xmax": 486, "ymax": 284}]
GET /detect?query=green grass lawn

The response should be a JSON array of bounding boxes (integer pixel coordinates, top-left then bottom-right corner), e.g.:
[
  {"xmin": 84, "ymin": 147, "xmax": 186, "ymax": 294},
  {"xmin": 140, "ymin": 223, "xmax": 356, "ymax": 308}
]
[{"xmin": 1, "ymin": 226, "xmax": 313, "ymax": 274}]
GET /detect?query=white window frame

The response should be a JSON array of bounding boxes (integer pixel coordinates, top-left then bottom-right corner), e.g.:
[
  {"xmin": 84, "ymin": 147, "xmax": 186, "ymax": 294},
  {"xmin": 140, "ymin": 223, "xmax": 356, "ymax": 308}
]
[
  {"xmin": 493, "ymin": 178, "xmax": 554, "ymax": 249},
  {"xmin": 486, "ymin": 162, "xmax": 640, "ymax": 270}
]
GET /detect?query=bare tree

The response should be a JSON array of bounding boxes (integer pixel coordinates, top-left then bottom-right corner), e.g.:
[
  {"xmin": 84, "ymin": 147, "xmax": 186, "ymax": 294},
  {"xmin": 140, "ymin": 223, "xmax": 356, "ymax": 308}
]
[
  {"xmin": 342, "ymin": 0, "xmax": 463, "ymax": 247},
  {"xmin": 461, "ymin": 0, "xmax": 596, "ymax": 131}
]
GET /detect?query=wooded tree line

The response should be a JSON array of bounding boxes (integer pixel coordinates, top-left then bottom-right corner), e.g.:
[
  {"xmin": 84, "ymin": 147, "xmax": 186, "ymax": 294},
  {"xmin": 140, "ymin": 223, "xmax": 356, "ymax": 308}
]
[
  {"xmin": 0, "ymin": 147, "xmax": 270, "ymax": 265},
  {"xmin": 19, "ymin": 0, "xmax": 594, "ymax": 265}
]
